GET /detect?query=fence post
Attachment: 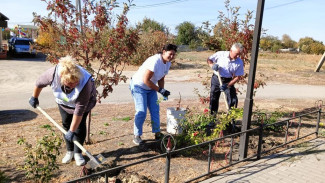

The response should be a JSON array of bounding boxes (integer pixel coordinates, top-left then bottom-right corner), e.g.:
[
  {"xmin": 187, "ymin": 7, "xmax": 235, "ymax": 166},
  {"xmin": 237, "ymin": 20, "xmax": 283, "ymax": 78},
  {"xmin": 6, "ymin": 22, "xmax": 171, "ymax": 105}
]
[
  {"xmin": 285, "ymin": 120, "xmax": 289, "ymax": 144},
  {"xmin": 165, "ymin": 151, "xmax": 171, "ymax": 183},
  {"xmin": 229, "ymin": 136, "xmax": 234, "ymax": 164},
  {"xmin": 297, "ymin": 117, "xmax": 302, "ymax": 139},
  {"xmin": 165, "ymin": 137, "xmax": 172, "ymax": 183},
  {"xmin": 257, "ymin": 123, "xmax": 263, "ymax": 160},
  {"xmin": 316, "ymin": 108, "xmax": 322, "ymax": 137},
  {"xmin": 207, "ymin": 143, "xmax": 212, "ymax": 174}
]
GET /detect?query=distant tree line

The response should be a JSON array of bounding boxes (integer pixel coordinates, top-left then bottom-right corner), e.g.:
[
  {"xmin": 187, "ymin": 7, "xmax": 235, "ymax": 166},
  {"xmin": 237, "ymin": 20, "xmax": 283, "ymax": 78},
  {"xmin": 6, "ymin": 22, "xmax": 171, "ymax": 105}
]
[
  {"xmin": 259, "ymin": 34, "xmax": 324, "ymax": 54},
  {"xmin": 3, "ymin": 0, "xmax": 324, "ymax": 63},
  {"xmin": 130, "ymin": 3, "xmax": 325, "ymax": 55},
  {"xmin": 133, "ymin": 3, "xmax": 324, "ymax": 55}
]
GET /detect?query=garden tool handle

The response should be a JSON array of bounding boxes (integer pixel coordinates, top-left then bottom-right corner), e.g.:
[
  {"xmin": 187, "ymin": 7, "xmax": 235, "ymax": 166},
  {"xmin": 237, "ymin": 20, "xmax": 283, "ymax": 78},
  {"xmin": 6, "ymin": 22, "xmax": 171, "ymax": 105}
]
[
  {"xmin": 214, "ymin": 70, "xmax": 230, "ymax": 110},
  {"xmin": 36, "ymin": 106, "xmax": 90, "ymax": 155}
]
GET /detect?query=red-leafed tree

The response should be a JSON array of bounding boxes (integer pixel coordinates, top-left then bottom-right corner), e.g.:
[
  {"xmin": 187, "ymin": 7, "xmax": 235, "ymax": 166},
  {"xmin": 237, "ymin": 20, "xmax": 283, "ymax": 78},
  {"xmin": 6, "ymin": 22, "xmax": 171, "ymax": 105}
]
[
  {"xmin": 33, "ymin": 0, "xmax": 139, "ymax": 102},
  {"xmin": 33, "ymin": 0, "xmax": 139, "ymax": 142},
  {"xmin": 197, "ymin": 0, "xmax": 266, "ymax": 105},
  {"xmin": 218, "ymin": 0, "xmax": 266, "ymax": 89}
]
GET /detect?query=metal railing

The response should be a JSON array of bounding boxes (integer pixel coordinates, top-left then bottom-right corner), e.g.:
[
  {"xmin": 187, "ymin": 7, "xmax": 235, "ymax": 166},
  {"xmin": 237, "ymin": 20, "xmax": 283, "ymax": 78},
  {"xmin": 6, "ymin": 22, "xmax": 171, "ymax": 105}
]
[{"xmin": 67, "ymin": 107, "xmax": 323, "ymax": 183}]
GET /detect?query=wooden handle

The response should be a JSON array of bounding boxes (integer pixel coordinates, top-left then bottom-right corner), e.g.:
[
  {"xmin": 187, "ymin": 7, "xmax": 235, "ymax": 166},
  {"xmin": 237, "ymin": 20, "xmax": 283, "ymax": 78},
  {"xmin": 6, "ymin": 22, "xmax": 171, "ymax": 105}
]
[
  {"xmin": 36, "ymin": 106, "xmax": 92, "ymax": 156},
  {"xmin": 213, "ymin": 70, "xmax": 230, "ymax": 110}
]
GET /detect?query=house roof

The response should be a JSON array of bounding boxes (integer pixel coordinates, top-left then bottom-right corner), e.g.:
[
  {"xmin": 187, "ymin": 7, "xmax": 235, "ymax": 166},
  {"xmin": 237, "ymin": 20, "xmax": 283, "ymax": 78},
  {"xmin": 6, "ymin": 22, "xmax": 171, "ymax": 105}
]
[
  {"xmin": 15, "ymin": 24, "xmax": 38, "ymax": 29},
  {"xmin": 0, "ymin": 12, "xmax": 9, "ymax": 21}
]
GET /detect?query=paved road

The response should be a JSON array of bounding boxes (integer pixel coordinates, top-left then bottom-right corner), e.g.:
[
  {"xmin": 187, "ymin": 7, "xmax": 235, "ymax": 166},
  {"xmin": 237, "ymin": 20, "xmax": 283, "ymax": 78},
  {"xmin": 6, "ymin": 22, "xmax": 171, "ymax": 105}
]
[{"xmin": 1, "ymin": 57, "xmax": 325, "ymax": 110}]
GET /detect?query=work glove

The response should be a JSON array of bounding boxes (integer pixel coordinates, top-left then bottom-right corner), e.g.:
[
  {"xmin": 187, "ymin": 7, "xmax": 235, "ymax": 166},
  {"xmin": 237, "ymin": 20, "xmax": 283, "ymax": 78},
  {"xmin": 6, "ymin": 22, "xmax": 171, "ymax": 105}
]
[
  {"xmin": 158, "ymin": 88, "xmax": 170, "ymax": 100},
  {"xmin": 212, "ymin": 64, "xmax": 219, "ymax": 71},
  {"xmin": 29, "ymin": 96, "xmax": 39, "ymax": 108},
  {"xmin": 65, "ymin": 130, "xmax": 75, "ymax": 142},
  {"xmin": 158, "ymin": 88, "xmax": 170, "ymax": 97},
  {"xmin": 220, "ymin": 83, "xmax": 228, "ymax": 91}
]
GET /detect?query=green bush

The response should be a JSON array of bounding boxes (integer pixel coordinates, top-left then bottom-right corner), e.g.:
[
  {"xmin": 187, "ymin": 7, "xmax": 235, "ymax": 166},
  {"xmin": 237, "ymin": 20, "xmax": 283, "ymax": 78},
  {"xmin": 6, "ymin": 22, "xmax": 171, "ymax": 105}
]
[
  {"xmin": 176, "ymin": 107, "xmax": 243, "ymax": 147},
  {"xmin": 17, "ymin": 125, "xmax": 62, "ymax": 183},
  {"xmin": 254, "ymin": 110, "xmax": 285, "ymax": 132},
  {"xmin": 0, "ymin": 170, "xmax": 8, "ymax": 183},
  {"xmin": 177, "ymin": 108, "xmax": 215, "ymax": 146}
]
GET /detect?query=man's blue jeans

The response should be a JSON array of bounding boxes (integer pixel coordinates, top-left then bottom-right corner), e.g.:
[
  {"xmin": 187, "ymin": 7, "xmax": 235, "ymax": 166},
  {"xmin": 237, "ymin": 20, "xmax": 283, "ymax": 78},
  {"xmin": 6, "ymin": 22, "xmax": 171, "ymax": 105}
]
[
  {"xmin": 130, "ymin": 81, "xmax": 160, "ymax": 136},
  {"xmin": 209, "ymin": 74, "xmax": 238, "ymax": 115}
]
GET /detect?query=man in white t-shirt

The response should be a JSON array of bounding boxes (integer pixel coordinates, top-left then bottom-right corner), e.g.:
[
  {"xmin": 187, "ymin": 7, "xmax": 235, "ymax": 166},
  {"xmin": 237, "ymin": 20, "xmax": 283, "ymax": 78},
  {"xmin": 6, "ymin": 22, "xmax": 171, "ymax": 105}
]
[
  {"xmin": 207, "ymin": 43, "xmax": 244, "ymax": 117},
  {"xmin": 130, "ymin": 44, "xmax": 177, "ymax": 145}
]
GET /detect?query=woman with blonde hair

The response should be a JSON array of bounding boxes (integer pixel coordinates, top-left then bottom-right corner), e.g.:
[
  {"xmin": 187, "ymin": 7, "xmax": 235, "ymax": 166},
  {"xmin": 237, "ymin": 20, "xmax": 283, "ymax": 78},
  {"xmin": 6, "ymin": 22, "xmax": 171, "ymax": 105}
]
[{"xmin": 29, "ymin": 55, "xmax": 96, "ymax": 166}]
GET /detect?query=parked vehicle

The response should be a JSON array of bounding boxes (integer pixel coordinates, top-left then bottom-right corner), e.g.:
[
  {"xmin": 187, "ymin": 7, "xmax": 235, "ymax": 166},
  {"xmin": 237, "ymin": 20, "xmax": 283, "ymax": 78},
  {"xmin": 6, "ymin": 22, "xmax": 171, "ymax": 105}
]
[{"xmin": 9, "ymin": 37, "xmax": 36, "ymax": 57}]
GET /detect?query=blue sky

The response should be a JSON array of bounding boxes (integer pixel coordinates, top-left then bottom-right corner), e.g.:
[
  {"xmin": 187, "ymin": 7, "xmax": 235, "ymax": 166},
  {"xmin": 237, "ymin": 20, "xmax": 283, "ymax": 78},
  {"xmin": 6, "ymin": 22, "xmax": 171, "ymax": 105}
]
[{"xmin": 1, "ymin": 0, "xmax": 324, "ymax": 43}]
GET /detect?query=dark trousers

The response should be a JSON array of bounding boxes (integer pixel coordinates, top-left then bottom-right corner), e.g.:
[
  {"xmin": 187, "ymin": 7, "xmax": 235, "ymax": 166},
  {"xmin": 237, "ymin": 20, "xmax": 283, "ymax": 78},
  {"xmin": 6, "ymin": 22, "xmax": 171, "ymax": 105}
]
[
  {"xmin": 209, "ymin": 74, "xmax": 238, "ymax": 116},
  {"xmin": 58, "ymin": 105, "xmax": 89, "ymax": 153}
]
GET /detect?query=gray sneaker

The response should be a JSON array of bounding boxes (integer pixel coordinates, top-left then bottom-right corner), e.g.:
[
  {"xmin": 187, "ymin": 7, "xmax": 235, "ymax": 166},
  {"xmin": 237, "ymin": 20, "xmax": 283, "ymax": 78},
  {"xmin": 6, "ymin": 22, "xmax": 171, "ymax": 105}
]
[{"xmin": 133, "ymin": 136, "xmax": 144, "ymax": 145}]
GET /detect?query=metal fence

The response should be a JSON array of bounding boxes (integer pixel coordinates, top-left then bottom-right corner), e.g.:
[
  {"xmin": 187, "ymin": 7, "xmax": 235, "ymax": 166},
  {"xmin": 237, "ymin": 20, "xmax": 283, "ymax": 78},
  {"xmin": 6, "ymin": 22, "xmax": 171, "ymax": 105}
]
[{"xmin": 67, "ymin": 107, "xmax": 323, "ymax": 183}]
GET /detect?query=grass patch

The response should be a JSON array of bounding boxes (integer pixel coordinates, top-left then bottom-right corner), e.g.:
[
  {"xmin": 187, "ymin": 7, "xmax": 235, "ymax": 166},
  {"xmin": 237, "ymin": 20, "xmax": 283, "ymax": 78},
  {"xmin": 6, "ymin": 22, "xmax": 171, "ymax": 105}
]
[
  {"xmin": 295, "ymin": 142, "xmax": 309, "ymax": 148},
  {"xmin": 319, "ymin": 130, "xmax": 325, "ymax": 137},
  {"xmin": 112, "ymin": 116, "xmax": 131, "ymax": 122},
  {"xmin": 99, "ymin": 131, "xmax": 108, "ymax": 135}
]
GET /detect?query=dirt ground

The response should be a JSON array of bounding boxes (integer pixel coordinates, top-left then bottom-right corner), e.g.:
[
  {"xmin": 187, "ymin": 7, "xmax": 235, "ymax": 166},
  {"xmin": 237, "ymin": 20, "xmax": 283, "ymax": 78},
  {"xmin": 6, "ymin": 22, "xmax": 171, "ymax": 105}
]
[
  {"xmin": 1, "ymin": 98, "xmax": 322, "ymax": 183},
  {"xmin": 1, "ymin": 51, "xmax": 325, "ymax": 182}
]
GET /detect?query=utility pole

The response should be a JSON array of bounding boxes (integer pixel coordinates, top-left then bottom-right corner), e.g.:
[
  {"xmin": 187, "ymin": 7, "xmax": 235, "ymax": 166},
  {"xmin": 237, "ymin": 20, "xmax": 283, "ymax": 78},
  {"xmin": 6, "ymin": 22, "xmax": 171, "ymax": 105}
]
[
  {"xmin": 239, "ymin": 0, "xmax": 265, "ymax": 160},
  {"xmin": 76, "ymin": 0, "xmax": 83, "ymax": 34},
  {"xmin": 76, "ymin": 0, "xmax": 92, "ymax": 143}
]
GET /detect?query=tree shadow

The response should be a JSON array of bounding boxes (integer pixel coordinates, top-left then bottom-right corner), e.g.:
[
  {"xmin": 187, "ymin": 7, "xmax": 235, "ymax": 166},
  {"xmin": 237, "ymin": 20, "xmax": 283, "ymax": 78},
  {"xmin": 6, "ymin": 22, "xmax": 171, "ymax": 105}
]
[
  {"xmin": 0, "ymin": 164, "xmax": 64, "ymax": 182},
  {"xmin": 6, "ymin": 52, "xmax": 47, "ymax": 62},
  {"xmin": 0, "ymin": 110, "xmax": 38, "ymax": 125},
  {"xmin": 171, "ymin": 62, "xmax": 206, "ymax": 70},
  {"xmin": 79, "ymin": 141, "xmax": 164, "ymax": 180},
  {"xmin": 0, "ymin": 165, "xmax": 26, "ymax": 182}
]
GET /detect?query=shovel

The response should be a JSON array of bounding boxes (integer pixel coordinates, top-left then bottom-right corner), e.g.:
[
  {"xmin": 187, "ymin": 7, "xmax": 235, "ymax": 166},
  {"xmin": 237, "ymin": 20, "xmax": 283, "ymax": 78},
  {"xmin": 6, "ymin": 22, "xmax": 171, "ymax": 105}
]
[
  {"xmin": 36, "ymin": 106, "xmax": 106, "ymax": 169},
  {"xmin": 213, "ymin": 70, "xmax": 230, "ymax": 110},
  {"xmin": 214, "ymin": 71, "xmax": 238, "ymax": 133}
]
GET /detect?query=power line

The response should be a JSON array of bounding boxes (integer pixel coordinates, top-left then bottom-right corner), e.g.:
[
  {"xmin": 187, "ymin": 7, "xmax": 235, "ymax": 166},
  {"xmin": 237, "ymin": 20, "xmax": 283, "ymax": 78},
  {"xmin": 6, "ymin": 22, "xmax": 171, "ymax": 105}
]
[
  {"xmin": 131, "ymin": 0, "xmax": 190, "ymax": 9},
  {"xmin": 266, "ymin": 0, "xmax": 304, "ymax": 10},
  {"xmin": 188, "ymin": 0, "xmax": 306, "ymax": 26}
]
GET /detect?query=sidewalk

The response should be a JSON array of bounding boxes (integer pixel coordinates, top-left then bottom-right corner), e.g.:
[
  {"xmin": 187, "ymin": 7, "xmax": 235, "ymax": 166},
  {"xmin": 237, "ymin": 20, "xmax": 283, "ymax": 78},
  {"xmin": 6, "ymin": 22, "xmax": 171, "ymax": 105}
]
[{"xmin": 201, "ymin": 137, "xmax": 325, "ymax": 183}]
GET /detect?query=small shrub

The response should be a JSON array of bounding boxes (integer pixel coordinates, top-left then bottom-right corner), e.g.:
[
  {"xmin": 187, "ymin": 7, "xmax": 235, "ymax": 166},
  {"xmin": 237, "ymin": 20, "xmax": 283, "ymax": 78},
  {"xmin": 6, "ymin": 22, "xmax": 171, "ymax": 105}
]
[
  {"xmin": 177, "ymin": 108, "xmax": 215, "ymax": 145},
  {"xmin": 17, "ymin": 126, "xmax": 62, "ymax": 183},
  {"xmin": 0, "ymin": 170, "xmax": 8, "ymax": 183},
  {"xmin": 211, "ymin": 107, "xmax": 243, "ymax": 137},
  {"xmin": 176, "ymin": 107, "xmax": 243, "ymax": 147},
  {"xmin": 254, "ymin": 109, "xmax": 285, "ymax": 132}
]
